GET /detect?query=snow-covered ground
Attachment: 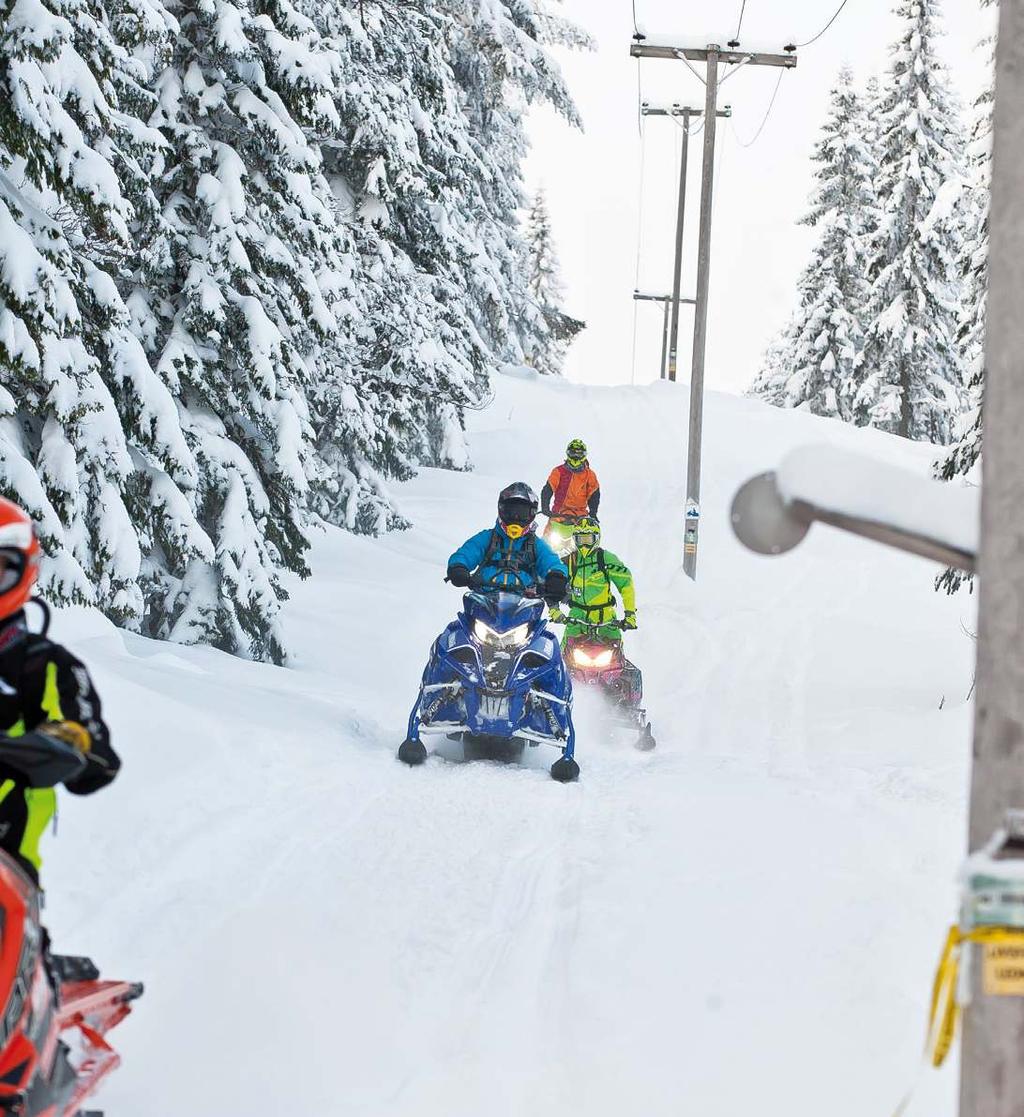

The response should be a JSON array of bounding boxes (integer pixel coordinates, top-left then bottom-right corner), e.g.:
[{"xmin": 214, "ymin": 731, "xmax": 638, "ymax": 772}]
[{"xmin": 44, "ymin": 371, "xmax": 974, "ymax": 1116}]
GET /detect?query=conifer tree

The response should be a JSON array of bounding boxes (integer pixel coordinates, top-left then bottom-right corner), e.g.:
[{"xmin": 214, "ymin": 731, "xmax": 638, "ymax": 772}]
[
  {"xmin": 858, "ymin": 0, "xmax": 968, "ymax": 444},
  {"xmin": 750, "ymin": 67, "xmax": 877, "ymax": 418},
  {"xmin": 524, "ymin": 187, "xmax": 583, "ymax": 375},
  {"xmin": 132, "ymin": 0, "xmax": 353, "ymax": 661},
  {"xmin": 937, "ymin": 0, "xmax": 995, "ymax": 593},
  {"xmin": 0, "ymin": 0, "xmax": 200, "ymax": 626}
]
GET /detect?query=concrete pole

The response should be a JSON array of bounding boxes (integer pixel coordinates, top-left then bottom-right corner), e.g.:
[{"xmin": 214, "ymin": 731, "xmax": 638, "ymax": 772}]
[
  {"xmin": 659, "ymin": 297, "xmax": 670, "ymax": 379},
  {"xmin": 960, "ymin": 3, "xmax": 1024, "ymax": 1113},
  {"xmin": 666, "ymin": 110, "xmax": 691, "ymax": 382},
  {"xmin": 683, "ymin": 47, "xmax": 720, "ymax": 580}
]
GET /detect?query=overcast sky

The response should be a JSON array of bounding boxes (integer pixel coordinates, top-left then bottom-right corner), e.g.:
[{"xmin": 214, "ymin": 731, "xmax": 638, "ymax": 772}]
[{"xmin": 524, "ymin": 0, "xmax": 996, "ymax": 392}]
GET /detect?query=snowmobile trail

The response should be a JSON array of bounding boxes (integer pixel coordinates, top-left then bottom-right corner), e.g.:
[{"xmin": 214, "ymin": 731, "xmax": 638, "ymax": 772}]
[{"xmin": 41, "ymin": 370, "xmax": 976, "ymax": 1117}]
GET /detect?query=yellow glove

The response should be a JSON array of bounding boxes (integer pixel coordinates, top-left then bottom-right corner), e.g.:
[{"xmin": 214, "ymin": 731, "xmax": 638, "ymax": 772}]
[
  {"xmin": 549, "ymin": 609, "xmax": 568, "ymax": 624},
  {"xmin": 41, "ymin": 720, "xmax": 92, "ymax": 754}
]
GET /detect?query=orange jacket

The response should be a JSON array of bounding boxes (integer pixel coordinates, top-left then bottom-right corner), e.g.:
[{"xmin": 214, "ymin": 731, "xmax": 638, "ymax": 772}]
[{"xmin": 543, "ymin": 463, "xmax": 600, "ymax": 518}]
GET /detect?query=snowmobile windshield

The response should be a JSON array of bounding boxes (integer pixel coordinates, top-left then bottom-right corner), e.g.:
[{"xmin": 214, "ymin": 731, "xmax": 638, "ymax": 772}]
[{"xmin": 465, "ymin": 590, "xmax": 544, "ymax": 632}]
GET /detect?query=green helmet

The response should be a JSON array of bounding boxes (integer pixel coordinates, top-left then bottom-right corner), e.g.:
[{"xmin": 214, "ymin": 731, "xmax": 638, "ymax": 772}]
[
  {"xmin": 566, "ymin": 438, "xmax": 588, "ymax": 465},
  {"xmin": 573, "ymin": 516, "xmax": 601, "ymax": 553}
]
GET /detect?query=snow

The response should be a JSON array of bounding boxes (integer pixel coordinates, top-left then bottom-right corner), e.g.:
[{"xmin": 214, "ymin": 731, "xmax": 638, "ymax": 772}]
[
  {"xmin": 777, "ymin": 443, "xmax": 980, "ymax": 557},
  {"xmin": 43, "ymin": 374, "xmax": 973, "ymax": 1116}
]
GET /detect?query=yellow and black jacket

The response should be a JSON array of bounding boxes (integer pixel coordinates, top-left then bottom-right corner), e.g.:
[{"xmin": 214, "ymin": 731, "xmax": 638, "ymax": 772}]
[{"xmin": 0, "ymin": 613, "xmax": 118, "ymax": 875}]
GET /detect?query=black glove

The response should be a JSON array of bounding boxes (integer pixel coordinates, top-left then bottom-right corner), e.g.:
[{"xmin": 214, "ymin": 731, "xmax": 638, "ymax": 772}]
[
  {"xmin": 447, "ymin": 565, "xmax": 472, "ymax": 587},
  {"xmin": 621, "ymin": 611, "xmax": 638, "ymax": 631},
  {"xmin": 542, "ymin": 570, "xmax": 568, "ymax": 604}
]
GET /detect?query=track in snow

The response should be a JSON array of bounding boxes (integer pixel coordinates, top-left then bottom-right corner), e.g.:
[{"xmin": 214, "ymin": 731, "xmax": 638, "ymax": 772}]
[{"xmin": 44, "ymin": 372, "xmax": 974, "ymax": 1116}]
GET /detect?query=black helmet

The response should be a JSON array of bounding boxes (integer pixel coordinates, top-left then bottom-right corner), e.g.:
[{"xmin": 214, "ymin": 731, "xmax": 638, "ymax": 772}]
[{"xmin": 498, "ymin": 482, "xmax": 539, "ymax": 528}]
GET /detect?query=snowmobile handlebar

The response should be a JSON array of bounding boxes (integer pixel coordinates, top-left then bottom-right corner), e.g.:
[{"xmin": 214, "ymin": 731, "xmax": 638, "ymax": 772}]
[
  {"xmin": 554, "ymin": 617, "xmax": 625, "ymax": 634},
  {"xmin": 466, "ymin": 575, "xmax": 541, "ymax": 598},
  {"xmin": 0, "ymin": 731, "xmax": 88, "ymax": 789}
]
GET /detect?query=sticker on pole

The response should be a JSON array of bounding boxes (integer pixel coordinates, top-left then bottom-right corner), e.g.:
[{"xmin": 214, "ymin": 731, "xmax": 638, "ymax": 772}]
[
  {"xmin": 983, "ymin": 938, "xmax": 1024, "ymax": 996},
  {"xmin": 684, "ymin": 500, "xmax": 700, "ymax": 555}
]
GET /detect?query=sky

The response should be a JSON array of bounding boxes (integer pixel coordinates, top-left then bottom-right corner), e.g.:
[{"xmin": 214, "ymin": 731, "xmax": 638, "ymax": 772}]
[{"xmin": 524, "ymin": 0, "xmax": 997, "ymax": 393}]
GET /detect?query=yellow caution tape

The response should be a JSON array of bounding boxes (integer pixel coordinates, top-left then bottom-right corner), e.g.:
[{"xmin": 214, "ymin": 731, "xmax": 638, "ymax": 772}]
[
  {"xmin": 890, "ymin": 925, "xmax": 1024, "ymax": 1117},
  {"xmin": 925, "ymin": 925, "xmax": 1024, "ymax": 1068}
]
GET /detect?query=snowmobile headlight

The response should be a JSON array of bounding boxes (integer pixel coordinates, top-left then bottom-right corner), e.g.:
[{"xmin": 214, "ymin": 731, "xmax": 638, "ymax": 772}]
[
  {"xmin": 572, "ymin": 648, "xmax": 594, "ymax": 667},
  {"xmin": 474, "ymin": 620, "xmax": 499, "ymax": 645},
  {"xmin": 474, "ymin": 620, "xmax": 530, "ymax": 648},
  {"xmin": 506, "ymin": 623, "xmax": 530, "ymax": 647},
  {"xmin": 592, "ymin": 649, "xmax": 614, "ymax": 668}
]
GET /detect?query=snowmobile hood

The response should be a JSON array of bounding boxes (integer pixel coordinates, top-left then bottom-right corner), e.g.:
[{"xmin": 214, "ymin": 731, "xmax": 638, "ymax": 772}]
[{"xmin": 462, "ymin": 590, "xmax": 544, "ymax": 633}]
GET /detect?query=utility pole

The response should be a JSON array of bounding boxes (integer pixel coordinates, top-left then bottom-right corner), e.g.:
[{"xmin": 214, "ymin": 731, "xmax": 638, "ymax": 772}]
[
  {"xmin": 640, "ymin": 102, "xmax": 731, "ymax": 385},
  {"xmin": 631, "ymin": 38, "xmax": 796, "ymax": 578},
  {"xmin": 632, "ymin": 290, "xmax": 697, "ymax": 379},
  {"xmin": 960, "ymin": 1, "xmax": 1024, "ymax": 1112}
]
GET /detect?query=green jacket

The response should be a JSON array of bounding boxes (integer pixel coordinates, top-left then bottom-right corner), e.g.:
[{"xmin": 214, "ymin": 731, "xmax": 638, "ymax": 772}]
[{"xmin": 563, "ymin": 547, "xmax": 636, "ymax": 629}]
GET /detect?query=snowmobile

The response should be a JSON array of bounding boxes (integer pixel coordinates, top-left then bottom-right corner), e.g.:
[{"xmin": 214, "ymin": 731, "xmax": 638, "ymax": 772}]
[
  {"xmin": 562, "ymin": 620, "xmax": 655, "ymax": 750},
  {"xmin": 0, "ymin": 731, "xmax": 142, "ymax": 1116},
  {"xmin": 541, "ymin": 514, "xmax": 584, "ymax": 560},
  {"xmin": 398, "ymin": 578, "xmax": 580, "ymax": 781}
]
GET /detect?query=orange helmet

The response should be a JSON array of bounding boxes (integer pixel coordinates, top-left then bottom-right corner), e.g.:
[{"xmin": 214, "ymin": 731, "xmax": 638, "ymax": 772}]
[{"xmin": 0, "ymin": 499, "xmax": 40, "ymax": 620}]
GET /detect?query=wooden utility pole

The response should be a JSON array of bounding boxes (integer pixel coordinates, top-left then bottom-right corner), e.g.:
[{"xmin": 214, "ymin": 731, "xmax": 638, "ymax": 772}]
[
  {"xmin": 640, "ymin": 102, "xmax": 731, "ymax": 384},
  {"xmin": 630, "ymin": 39, "xmax": 796, "ymax": 579},
  {"xmin": 632, "ymin": 290, "xmax": 696, "ymax": 379},
  {"xmin": 960, "ymin": 2, "xmax": 1024, "ymax": 1112}
]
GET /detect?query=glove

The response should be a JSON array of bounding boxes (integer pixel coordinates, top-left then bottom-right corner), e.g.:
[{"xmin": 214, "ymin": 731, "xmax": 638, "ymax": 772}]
[
  {"xmin": 621, "ymin": 611, "xmax": 638, "ymax": 631},
  {"xmin": 542, "ymin": 571, "xmax": 568, "ymax": 604},
  {"xmin": 548, "ymin": 609, "xmax": 568, "ymax": 625},
  {"xmin": 447, "ymin": 564, "xmax": 472, "ymax": 588},
  {"xmin": 40, "ymin": 720, "xmax": 92, "ymax": 754}
]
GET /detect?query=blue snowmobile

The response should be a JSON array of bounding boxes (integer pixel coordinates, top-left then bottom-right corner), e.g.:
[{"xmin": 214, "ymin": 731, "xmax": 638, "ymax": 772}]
[{"xmin": 398, "ymin": 483, "xmax": 580, "ymax": 782}]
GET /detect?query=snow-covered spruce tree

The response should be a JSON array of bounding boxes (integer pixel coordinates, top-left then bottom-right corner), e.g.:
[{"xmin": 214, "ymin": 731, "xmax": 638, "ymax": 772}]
[
  {"xmin": 749, "ymin": 67, "xmax": 877, "ymax": 418},
  {"xmin": 131, "ymin": 0, "xmax": 369, "ymax": 661},
  {"xmin": 314, "ymin": 0, "xmax": 586, "ymax": 466},
  {"xmin": 0, "ymin": 0, "xmax": 208, "ymax": 627},
  {"xmin": 937, "ymin": 0, "xmax": 995, "ymax": 594},
  {"xmin": 858, "ymin": 0, "xmax": 968, "ymax": 444},
  {"xmin": 524, "ymin": 187, "xmax": 583, "ymax": 375}
]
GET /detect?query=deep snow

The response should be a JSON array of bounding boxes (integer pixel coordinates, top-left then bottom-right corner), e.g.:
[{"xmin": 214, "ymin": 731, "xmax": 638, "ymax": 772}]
[{"xmin": 42, "ymin": 371, "xmax": 974, "ymax": 1116}]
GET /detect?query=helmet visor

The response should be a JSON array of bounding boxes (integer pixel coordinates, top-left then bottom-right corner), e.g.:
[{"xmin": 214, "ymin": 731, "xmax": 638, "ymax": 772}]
[
  {"xmin": 499, "ymin": 498, "xmax": 536, "ymax": 527},
  {"xmin": 0, "ymin": 549, "xmax": 25, "ymax": 594}
]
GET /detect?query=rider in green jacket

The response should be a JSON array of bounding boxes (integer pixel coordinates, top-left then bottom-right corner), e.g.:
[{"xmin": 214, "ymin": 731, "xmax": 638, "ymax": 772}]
[{"xmin": 550, "ymin": 517, "xmax": 637, "ymax": 640}]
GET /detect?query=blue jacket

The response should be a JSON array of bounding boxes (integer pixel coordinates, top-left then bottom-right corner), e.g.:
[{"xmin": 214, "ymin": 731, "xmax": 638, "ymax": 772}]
[{"xmin": 449, "ymin": 524, "xmax": 566, "ymax": 591}]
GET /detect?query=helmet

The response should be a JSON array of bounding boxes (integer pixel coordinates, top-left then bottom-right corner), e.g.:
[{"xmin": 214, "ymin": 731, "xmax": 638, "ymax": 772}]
[
  {"xmin": 497, "ymin": 482, "xmax": 539, "ymax": 539},
  {"xmin": 0, "ymin": 498, "xmax": 40, "ymax": 621},
  {"xmin": 572, "ymin": 516, "xmax": 601, "ymax": 554},
  {"xmin": 566, "ymin": 439, "xmax": 587, "ymax": 466}
]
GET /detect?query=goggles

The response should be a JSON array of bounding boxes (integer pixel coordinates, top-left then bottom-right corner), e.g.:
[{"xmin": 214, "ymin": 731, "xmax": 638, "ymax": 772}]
[
  {"xmin": 498, "ymin": 498, "xmax": 536, "ymax": 526},
  {"xmin": 574, "ymin": 532, "xmax": 598, "ymax": 548},
  {"xmin": 0, "ymin": 549, "xmax": 25, "ymax": 594}
]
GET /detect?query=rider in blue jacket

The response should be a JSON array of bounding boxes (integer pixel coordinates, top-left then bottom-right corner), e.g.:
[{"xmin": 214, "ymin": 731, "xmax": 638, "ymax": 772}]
[{"xmin": 447, "ymin": 483, "xmax": 569, "ymax": 601}]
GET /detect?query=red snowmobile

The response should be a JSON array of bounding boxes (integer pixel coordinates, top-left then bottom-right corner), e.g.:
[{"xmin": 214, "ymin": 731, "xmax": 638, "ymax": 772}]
[
  {"xmin": 563, "ymin": 621, "xmax": 656, "ymax": 750},
  {"xmin": 0, "ymin": 732, "xmax": 142, "ymax": 1116}
]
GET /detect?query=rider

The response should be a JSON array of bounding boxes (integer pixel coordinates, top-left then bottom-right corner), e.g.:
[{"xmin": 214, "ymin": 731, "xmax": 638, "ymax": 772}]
[
  {"xmin": 0, "ymin": 498, "xmax": 119, "ymax": 881},
  {"xmin": 550, "ymin": 517, "xmax": 637, "ymax": 640},
  {"xmin": 447, "ymin": 483, "xmax": 569, "ymax": 602},
  {"xmin": 541, "ymin": 439, "xmax": 601, "ymax": 525}
]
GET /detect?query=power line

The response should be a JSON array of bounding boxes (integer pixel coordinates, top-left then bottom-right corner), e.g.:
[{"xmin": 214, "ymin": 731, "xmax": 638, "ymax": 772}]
[
  {"xmin": 728, "ymin": 0, "xmax": 748, "ymax": 47},
  {"xmin": 732, "ymin": 70, "xmax": 785, "ymax": 148},
  {"xmin": 787, "ymin": 0, "xmax": 852, "ymax": 50}
]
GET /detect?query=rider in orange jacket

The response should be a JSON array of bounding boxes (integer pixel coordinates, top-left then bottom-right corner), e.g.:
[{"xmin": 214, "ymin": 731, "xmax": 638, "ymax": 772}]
[{"xmin": 540, "ymin": 439, "xmax": 600, "ymax": 555}]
